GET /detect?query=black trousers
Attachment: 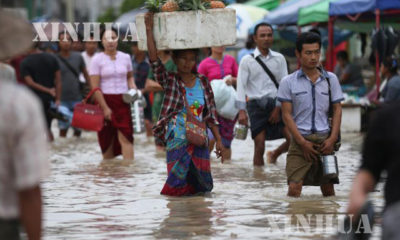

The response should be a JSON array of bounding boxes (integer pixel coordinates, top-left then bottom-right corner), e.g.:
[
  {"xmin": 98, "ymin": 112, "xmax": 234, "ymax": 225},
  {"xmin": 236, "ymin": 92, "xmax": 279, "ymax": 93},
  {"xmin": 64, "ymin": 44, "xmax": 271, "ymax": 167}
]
[{"xmin": 40, "ymin": 98, "xmax": 53, "ymax": 129}]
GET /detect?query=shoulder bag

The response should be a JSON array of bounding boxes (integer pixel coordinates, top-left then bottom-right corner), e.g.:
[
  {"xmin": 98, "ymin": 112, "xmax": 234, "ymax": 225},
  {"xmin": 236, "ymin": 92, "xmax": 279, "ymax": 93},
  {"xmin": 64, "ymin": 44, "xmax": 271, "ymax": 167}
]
[
  {"xmin": 183, "ymin": 89, "xmax": 208, "ymax": 147},
  {"xmin": 251, "ymin": 53, "xmax": 280, "ymax": 110},
  {"xmin": 324, "ymin": 70, "xmax": 342, "ymax": 151},
  {"xmin": 251, "ymin": 53, "xmax": 279, "ymax": 89}
]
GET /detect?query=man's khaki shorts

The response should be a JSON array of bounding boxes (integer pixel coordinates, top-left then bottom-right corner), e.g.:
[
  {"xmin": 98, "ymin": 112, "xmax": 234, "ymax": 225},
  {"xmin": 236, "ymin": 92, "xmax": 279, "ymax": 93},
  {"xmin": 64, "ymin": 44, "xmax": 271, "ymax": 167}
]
[{"xmin": 286, "ymin": 133, "xmax": 339, "ymax": 186}]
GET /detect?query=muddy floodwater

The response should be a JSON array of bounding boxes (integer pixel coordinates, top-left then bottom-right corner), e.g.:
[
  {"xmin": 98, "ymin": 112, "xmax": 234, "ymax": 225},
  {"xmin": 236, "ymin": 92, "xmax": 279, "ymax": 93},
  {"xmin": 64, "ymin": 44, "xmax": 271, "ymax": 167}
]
[{"xmin": 43, "ymin": 130, "xmax": 384, "ymax": 239}]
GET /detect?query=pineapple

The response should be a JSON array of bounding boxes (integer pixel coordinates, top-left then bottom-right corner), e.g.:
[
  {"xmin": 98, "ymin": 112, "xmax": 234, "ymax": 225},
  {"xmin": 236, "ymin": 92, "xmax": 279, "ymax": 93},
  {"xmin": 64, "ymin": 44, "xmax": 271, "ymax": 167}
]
[
  {"xmin": 161, "ymin": 0, "xmax": 180, "ymax": 12},
  {"xmin": 180, "ymin": 0, "xmax": 208, "ymax": 11},
  {"xmin": 145, "ymin": 0, "xmax": 161, "ymax": 12},
  {"xmin": 210, "ymin": 0, "xmax": 225, "ymax": 8}
]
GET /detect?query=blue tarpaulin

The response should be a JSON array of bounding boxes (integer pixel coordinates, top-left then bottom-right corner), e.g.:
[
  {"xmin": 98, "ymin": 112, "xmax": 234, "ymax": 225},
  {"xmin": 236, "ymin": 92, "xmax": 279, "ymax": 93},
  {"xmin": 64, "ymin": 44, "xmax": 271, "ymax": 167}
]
[
  {"xmin": 263, "ymin": 0, "xmax": 321, "ymax": 25},
  {"xmin": 329, "ymin": 0, "xmax": 400, "ymax": 16}
]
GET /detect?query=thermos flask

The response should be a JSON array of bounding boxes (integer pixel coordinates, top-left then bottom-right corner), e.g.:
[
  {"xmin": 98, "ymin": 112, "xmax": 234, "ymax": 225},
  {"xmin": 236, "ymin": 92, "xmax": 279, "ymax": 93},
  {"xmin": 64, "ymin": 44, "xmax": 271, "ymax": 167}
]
[
  {"xmin": 131, "ymin": 99, "xmax": 145, "ymax": 134},
  {"xmin": 123, "ymin": 89, "xmax": 145, "ymax": 134},
  {"xmin": 321, "ymin": 155, "xmax": 339, "ymax": 178}
]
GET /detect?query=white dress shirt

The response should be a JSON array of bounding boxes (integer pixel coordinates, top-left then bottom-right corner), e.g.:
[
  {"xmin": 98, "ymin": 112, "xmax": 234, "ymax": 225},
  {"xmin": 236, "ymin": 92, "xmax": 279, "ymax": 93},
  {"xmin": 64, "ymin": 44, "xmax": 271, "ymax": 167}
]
[
  {"xmin": 236, "ymin": 47, "xmax": 288, "ymax": 110},
  {"xmin": 79, "ymin": 51, "xmax": 98, "ymax": 83}
]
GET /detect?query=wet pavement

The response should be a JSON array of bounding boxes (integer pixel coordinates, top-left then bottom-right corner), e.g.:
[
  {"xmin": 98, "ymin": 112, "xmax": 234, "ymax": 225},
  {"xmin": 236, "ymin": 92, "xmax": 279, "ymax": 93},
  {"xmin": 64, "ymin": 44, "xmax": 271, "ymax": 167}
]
[{"xmin": 43, "ymin": 130, "xmax": 384, "ymax": 239}]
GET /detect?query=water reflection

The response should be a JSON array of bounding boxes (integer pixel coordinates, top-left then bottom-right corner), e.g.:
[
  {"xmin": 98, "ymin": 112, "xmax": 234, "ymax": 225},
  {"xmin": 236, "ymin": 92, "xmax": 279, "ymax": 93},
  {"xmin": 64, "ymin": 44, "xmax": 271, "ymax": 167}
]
[
  {"xmin": 156, "ymin": 196, "xmax": 214, "ymax": 239},
  {"xmin": 42, "ymin": 132, "xmax": 383, "ymax": 239}
]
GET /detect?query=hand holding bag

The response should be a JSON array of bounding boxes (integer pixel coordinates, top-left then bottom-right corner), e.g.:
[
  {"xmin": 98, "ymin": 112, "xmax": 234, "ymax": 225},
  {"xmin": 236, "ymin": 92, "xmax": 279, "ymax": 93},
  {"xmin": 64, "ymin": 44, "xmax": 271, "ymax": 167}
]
[
  {"xmin": 183, "ymin": 89, "xmax": 207, "ymax": 147},
  {"xmin": 71, "ymin": 88, "xmax": 104, "ymax": 132}
]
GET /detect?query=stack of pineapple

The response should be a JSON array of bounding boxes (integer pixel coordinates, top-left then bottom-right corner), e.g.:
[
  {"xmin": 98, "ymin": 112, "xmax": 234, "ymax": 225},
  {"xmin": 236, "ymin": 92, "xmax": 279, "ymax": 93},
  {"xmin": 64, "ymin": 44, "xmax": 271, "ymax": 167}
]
[{"xmin": 145, "ymin": 0, "xmax": 226, "ymax": 13}]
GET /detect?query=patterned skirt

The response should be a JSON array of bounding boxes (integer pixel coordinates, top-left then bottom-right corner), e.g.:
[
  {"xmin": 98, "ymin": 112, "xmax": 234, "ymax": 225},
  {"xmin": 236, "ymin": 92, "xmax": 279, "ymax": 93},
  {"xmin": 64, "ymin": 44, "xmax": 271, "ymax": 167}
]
[{"xmin": 160, "ymin": 144, "xmax": 213, "ymax": 196}]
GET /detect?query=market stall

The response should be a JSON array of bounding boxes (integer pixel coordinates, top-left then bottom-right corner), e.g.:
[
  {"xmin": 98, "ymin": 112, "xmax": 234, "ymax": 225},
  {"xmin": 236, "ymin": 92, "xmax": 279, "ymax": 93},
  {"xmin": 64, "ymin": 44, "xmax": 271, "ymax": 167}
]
[{"xmin": 328, "ymin": 0, "xmax": 400, "ymax": 91}]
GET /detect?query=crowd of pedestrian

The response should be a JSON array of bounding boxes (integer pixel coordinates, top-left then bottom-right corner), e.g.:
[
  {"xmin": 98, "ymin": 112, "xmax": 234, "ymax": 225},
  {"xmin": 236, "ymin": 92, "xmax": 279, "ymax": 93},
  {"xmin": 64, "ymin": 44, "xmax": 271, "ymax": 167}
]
[
  {"xmin": 2, "ymin": 8, "xmax": 400, "ymax": 239},
  {"xmin": 4, "ymin": 18, "xmax": 399, "ymax": 196}
]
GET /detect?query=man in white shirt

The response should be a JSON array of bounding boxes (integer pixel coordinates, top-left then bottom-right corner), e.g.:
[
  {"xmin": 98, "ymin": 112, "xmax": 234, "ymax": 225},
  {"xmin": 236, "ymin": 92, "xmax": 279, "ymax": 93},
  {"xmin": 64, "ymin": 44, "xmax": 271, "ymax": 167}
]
[
  {"xmin": 236, "ymin": 22, "xmax": 290, "ymax": 166},
  {"xmin": 79, "ymin": 34, "xmax": 98, "ymax": 96}
]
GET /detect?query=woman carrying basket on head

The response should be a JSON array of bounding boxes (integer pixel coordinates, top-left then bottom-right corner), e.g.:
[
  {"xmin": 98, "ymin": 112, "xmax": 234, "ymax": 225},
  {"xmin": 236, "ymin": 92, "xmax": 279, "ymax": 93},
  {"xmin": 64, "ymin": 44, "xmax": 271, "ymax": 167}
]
[
  {"xmin": 145, "ymin": 12, "xmax": 223, "ymax": 196},
  {"xmin": 89, "ymin": 28, "xmax": 137, "ymax": 160}
]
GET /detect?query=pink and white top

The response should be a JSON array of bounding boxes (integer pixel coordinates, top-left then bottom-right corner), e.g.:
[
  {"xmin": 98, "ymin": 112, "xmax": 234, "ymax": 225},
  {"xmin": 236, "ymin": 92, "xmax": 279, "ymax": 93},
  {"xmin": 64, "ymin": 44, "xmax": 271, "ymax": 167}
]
[
  {"xmin": 198, "ymin": 55, "xmax": 238, "ymax": 82},
  {"xmin": 89, "ymin": 51, "xmax": 133, "ymax": 94}
]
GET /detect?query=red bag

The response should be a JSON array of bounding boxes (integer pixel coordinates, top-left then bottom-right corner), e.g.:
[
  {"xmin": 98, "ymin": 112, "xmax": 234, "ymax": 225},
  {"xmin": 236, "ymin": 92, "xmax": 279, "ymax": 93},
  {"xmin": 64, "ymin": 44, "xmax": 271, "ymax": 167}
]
[{"xmin": 71, "ymin": 88, "xmax": 104, "ymax": 132}]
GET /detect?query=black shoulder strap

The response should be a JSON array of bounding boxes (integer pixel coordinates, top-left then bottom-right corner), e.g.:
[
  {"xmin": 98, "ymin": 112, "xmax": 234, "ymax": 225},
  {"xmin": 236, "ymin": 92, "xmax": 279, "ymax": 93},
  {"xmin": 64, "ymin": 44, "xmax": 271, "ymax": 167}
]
[
  {"xmin": 251, "ymin": 53, "xmax": 279, "ymax": 89},
  {"xmin": 56, "ymin": 54, "xmax": 79, "ymax": 79},
  {"xmin": 322, "ymin": 68, "xmax": 333, "ymax": 118}
]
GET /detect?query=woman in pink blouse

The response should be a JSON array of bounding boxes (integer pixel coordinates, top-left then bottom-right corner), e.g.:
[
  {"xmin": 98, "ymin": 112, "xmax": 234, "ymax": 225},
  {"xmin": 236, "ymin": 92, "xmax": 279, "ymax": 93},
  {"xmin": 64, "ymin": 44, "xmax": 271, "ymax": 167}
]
[
  {"xmin": 89, "ymin": 28, "xmax": 137, "ymax": 160},
  {"xmin": 198, "ymin": 46, "xmax": 238, "ymax": 161}
]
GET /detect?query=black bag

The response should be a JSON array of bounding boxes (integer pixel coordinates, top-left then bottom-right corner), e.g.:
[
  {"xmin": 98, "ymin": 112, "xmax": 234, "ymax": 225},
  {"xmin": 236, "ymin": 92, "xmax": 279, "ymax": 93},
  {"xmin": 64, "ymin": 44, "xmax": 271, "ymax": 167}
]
[
  {"xmin": 323, "ymin": 69, "xmax": 342, "ymax": 151},
  {"xmin": 251, "ymin": 53, "xmax": 280, "ymax": 110},
  {"xmin": 256, "ymin": 95, "xmax": 276, "ymax": 111}
]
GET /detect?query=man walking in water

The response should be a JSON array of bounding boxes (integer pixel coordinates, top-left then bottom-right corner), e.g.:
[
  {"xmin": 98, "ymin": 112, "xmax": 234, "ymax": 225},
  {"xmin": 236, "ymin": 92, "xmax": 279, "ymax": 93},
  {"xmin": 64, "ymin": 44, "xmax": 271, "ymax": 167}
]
[
  {"xmin": 56, "ymin": 32, "xmax": 90, "ymax": 138},
  {"xmin": 278, "ymin": 32, "xmax": 343, "ymax": 197},
  {"xmin": 236, "ymin": 22, "xmax": 290, "ymax": 166},
  {"xmin": 20, "ymin": 43, "xmax": 62, "ymax": 141}
]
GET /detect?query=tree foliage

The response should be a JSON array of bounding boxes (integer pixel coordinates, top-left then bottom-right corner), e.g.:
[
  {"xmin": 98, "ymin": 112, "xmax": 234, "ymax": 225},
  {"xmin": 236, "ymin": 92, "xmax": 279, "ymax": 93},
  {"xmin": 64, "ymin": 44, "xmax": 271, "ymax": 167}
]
[
  {"xmin": 97, "ymin": 7, "xmax": 118, "ymax": 23},
  {"xmin": 120, "ymin": 0, "xmax": 146, "ymax": 14}
]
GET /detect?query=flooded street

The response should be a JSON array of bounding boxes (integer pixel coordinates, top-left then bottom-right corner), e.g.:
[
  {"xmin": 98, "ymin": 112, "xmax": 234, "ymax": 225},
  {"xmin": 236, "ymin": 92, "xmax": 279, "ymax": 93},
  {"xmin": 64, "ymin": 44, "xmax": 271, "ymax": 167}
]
[{"xmin": 43, "ymin": 130, "xmax": 384, "ymax": 239}]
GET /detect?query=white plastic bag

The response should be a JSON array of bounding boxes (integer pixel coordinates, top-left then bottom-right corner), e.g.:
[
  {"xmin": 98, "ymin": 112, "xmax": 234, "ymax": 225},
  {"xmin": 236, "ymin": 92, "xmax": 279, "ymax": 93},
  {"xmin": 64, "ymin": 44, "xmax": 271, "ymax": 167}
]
[
  {"xmin": 211, "ymin": 79, "xmax": 230, "ymax": 107},
  {"xmin": 210, "ymin": 76, "xmax": 239, "ymax": 120}
]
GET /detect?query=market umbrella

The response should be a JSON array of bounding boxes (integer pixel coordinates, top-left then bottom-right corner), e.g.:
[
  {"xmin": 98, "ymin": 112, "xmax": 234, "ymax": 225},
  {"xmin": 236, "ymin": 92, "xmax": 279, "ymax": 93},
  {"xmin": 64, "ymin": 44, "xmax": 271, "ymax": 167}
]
[
  {"xmin": 227, "ymin": 4, "xmax": 269, "ymax": 39},
  {"xmin": 263, "ymin": 0, "xmax": 321, "ymax": 25},
  {"xmin": 329, "ymin": 0, "xmax": 400, "ymax": 16},
  {"xmin": 244, "ymin": 0, "xmax": 281, "ymax": 11},
  {"xmin": 298, "ymin": 0, "xmax": 340, "ymax": 26}
]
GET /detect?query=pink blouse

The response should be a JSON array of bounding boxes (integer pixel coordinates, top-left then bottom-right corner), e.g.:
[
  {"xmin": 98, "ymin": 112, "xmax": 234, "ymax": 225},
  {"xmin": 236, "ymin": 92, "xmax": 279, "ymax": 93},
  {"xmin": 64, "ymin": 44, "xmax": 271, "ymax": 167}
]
[
  {"xmin": 198, "ymin": 55, "xmax": 238, "ymax": 82},
  {"xmin": 89, "ymin": 51, "xmax": 133, "ymax": 94}
]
